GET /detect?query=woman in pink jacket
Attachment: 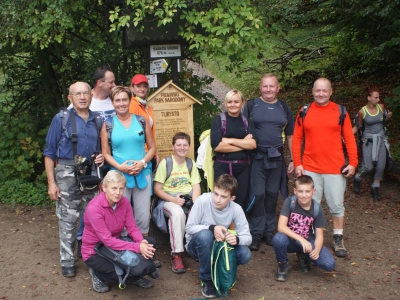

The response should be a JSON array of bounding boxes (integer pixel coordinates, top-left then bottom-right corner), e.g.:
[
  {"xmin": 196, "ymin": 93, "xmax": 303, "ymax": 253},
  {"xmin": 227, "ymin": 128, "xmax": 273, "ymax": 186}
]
[{"xmin": 82, "ymin": 170, "xmax": 157, "ymax": 293}]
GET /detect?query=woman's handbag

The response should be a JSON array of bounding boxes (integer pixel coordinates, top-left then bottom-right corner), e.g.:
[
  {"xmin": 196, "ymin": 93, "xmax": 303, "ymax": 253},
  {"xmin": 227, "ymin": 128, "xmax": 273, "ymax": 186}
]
[{"xmin": 94, "ymin": 237, "xmax": 158, "ymax": 289}]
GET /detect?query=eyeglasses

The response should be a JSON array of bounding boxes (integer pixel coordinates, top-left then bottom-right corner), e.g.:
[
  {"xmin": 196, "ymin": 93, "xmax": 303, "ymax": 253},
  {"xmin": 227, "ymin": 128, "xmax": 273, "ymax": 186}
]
[{"xmin": 72, "ymin": 92, "xmax": 90, "ymax": 97}]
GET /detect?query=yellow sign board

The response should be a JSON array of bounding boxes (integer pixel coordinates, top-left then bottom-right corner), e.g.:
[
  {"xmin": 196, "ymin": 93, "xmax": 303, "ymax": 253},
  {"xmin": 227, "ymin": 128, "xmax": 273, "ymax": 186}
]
[{"xmin": 147, "ymin": 80, "xmax": 201, "ymax": 160}]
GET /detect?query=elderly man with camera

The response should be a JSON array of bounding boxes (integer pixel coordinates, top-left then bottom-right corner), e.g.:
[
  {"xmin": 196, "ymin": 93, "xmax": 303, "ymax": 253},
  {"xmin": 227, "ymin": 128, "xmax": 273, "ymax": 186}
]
[
  {"xmin": 153, "ymin": 132, "xmax": 201, "ymax": 274},
  {"xmin": 44, "ymin": 82, "xmax": 104, "ymax": 278}
]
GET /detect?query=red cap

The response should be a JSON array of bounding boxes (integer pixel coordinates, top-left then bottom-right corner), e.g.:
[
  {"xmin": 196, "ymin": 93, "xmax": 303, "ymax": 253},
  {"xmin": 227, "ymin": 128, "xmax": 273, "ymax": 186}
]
[{"xmin": 131, "ymin": 74, "xmax": 149, "ymax": 85}]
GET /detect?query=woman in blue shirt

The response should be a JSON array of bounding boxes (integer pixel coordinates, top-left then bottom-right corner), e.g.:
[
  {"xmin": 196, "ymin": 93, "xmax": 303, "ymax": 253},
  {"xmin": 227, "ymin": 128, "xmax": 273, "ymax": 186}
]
[{"xmin": 101, "ymin": 86, "xmax": 156, "ymax": 235}]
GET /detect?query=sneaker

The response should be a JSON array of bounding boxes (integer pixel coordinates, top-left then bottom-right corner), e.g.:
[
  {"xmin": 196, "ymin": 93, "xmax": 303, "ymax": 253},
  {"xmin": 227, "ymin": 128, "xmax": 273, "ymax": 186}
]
[
  {"xmin": 76, "ymin": 239, "xmax": 82, "ymax": 258},
  {"xmin": 296, "ymin": 252, "xmax": 310, "ymax": 272},
  {"xmin": 353, "ymin": 179, "xmax": 361, "ymax": 194},
  {"xmin": 61, "ymin": 266, "xmax": 76, "ymax": 278},
  {"xmin": 201, "ymin": 279, "xmax": 217, "ymax": 298},
  {"xmin": 171, "ymin": 253, "xmax": 186, "ymax": 274},
  {"xmin": 89, "ymin": 268, "xmax": 109, "ymax": 293},
  {"xmin": 133, "ymin": 277, "xmax": 154, "ymax": 289},
  {"xmin": 332, "ymin": 234, "xmax": 348, "ymax": 257},
  {"xmin": 249, "ymin": 239, "xmax": 260, "ymax": 251},
  {"xmin": 275, "ymin": 262, "xmax": 289, "ymax": 282}
]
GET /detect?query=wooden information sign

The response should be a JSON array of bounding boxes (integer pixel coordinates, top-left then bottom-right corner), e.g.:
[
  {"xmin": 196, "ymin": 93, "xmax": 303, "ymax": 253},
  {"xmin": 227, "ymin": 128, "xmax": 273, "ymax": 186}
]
[{"xmin": 147, "ymin": 80, "xmax": 201, "ymax": 160}]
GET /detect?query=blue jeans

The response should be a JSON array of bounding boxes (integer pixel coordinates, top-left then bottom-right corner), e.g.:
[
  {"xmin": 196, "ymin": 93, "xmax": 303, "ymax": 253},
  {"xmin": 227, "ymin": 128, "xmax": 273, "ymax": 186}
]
[
  {"xmin": 186, "ymin": 229, "xmax": 252, "ymax": 280},
  {"xmin": 76, "ymin": 207, "xmax": 85, "ymax": 240},
  {"xmin": 272, "ymin": 232, "xmax": 335, "ymax": 271}
]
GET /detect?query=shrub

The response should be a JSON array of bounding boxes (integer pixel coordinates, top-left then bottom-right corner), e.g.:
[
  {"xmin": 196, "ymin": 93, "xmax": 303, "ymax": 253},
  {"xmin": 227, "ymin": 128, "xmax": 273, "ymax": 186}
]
[
  {"xmin": 0, "ymin": 177, "xmax": 51, "ymax": 206},
  {"xmin": 0, "ymin": 109, "xmax": 47, "ymax": 181}
]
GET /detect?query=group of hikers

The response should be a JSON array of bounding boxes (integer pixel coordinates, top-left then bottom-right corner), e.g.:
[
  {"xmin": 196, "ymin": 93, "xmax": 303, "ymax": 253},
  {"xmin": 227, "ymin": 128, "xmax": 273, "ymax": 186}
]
[{"xmin": 44, "ymin": 68, "xmax": 392, "ymax": 298}]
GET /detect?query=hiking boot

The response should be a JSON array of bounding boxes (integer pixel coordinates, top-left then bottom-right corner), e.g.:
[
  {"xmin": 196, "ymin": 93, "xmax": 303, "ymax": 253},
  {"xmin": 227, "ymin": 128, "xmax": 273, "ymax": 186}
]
[
  {"xmin": 370, "ymin": 187, "xmax": 381, "ymax": 200},
  {"xmin": 353, "ymin": 179, "xmax": 361, "ymax": 194},
  {"xmin": 249, "ymin": 239, "xmax": 260, "ymax": 251},
  {"xmin": 61, "ymin": 266, "xmax": 76, "ymax": 278},
  {"xmin": 275, "ymin": 262, "xmax": 289, "ymax": 282},
  {"xmin": 89, "ymin": 268, "xmax": 109, "ymax": 293},
  {"xmin": 171, "ymin": 253, "xmax": 186, "ymax": 274},
  {"xmin": 76, "ymin": 239, "xmax": 82, "ymax": 258},
  {"xmin": 296, "ymin": 252, "xmax": 310, "ymax": 273},
  {"xmin": 133, "ymin": 277, "xmax": 154, "ymax": 289},
  {"xmin": 201, "ymin": 279, "xmax": 217, "ymax": 298},
  {"xmin": 332, "ymin": 234, "xmax": 348, "ymax": 257},
  {"xmin": 263, "ymin": 234, "xmax": 273, "ymax": 246}
]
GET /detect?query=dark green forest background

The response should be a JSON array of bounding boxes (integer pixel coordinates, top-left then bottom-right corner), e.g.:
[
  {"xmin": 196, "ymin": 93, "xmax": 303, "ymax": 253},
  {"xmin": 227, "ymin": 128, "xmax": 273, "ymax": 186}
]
[{"xmin": 0, "ymin": 0, "xmax": 399, "ymax": 205}]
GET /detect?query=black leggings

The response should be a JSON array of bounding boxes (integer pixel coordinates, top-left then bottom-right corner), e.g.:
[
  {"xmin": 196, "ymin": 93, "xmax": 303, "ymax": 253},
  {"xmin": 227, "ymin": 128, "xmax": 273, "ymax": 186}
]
[
  {"xmin": 85, "ymin": 236, "xmax": 156, "ymax": 283},
  {"xmin": 213, "ymin": 161, "xmax": 250, "ymax": 209}
]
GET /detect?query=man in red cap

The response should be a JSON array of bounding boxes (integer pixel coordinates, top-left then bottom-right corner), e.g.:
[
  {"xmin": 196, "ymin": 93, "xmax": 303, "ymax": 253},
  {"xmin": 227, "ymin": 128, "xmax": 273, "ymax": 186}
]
[{"xmin": 129, "ymin": 74, "xmax": 159, "ymax": 167}]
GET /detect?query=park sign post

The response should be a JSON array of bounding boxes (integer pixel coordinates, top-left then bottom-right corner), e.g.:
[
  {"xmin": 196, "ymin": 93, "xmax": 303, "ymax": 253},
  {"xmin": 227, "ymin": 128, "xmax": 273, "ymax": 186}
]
[
  {"xmin": 147, "ymin": 80, "xmax": 201, "ymax": 160},
  {"xmin": 150, "ymin": 59, "xmax": 168, "ymax": 74},
  {"xmin": 150, "ymin": 44, "xmax": 182, "ymax": 58}
]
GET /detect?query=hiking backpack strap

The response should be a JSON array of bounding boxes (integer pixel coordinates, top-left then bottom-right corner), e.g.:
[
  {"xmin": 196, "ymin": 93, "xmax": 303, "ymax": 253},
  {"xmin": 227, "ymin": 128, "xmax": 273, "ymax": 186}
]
[
  {"xmin": 93, "ymin": 113, "xmax": 102, "ymax": 154},
  {"xmin": 279, "ymin": 99, "xmax": 290, "ymax": 121},
  {"xmin": 165, "ymin": 156, "xmax": 173, "ymax": 181},
  {"xmin": 289, "ymin": 195, "xmax": 320, "ymax": 218},
  {"xmin": 338, "ymin": 104, "xmax": 346, "ymax": 126},
  {"xmin": 57, "ymin": 108, "xmax": 70, "ymax": 156},
  {"xmin": 136, "ymin": 115, "xmax": 146, "ymax": 143},
  {"xmin": 105, "ymin": 116, "xmax": 114, "ymax": 149},
  {"xmin": 59, "ymin": 108, "xmax": 70, "ymax": 138},
  {"xmin": 219, "ymin": 112, "xmax": 249, "ymax": 137},
  {"xmin": 165, "ymin": 156, "xmax": 193, "ymax": 181},
  {"xmin": 297, "ymin": 104, "xmax": 310, "ymax": 126},
  {"xmin": 69, "ymin": 109, "xmax": 78, "ymax": 157},
  {"xmin": 219, "ymin": 112, "xmax": 227, "ymax": 137}
]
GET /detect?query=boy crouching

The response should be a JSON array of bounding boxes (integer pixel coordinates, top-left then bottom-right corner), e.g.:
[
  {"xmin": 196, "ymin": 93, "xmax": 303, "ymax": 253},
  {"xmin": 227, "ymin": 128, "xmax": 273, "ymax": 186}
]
[
  {"xmin": 273, "ymin": 175, "xmax": 335, "ymax": 281},
  {"xmin": 185, "ymin": 174, "xmax": 252, "ymax": 298}
]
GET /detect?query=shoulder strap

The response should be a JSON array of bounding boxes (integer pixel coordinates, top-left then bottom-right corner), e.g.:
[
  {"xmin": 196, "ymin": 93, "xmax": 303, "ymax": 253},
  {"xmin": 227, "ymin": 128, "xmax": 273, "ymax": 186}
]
[
  {"xmin": 185, "ymin": 157, "xmax": 193, "ymax": 174},
  {"xmin": 69, "ymin": 109, "xmax": 78, "ymax": 157},
  {"xmin": 279, "ymin": 100, "xmax": 290, "ymax": 119},
  {"xmin": 59, "ymin": 108, "xmax": 70, "ymax": 138},
  {"xmin": 289, "ymin": 195, "xmax": 297, "ymax": 211},
  {"xmin": 240, "ymin": 114, "xmax": 249, "ymax": 131},
  {"xmin": 105, "ymin": 116, "xmax": 114, "ymax": 149},
  {"xmin": 247, "ymin": 99, "xmax": 255, "ymax": 117},
  {"xmin": 338, "ymin": 104, "xmax": 346, "ymax": 126},
  {"xmin": 312, "ymin": 199, "xmax": 320, "ymax": 218},
  {"xmin": 136, "ymin": 115, "xmax": 146, "ymax": 143},
  {"xmin": 165, "ymin": 156, "xmax": 173, "ymax": 181},
  {"xmin": 93, "ymin": 113, "xmax": 102, "ymax": 152},
  {"xmin": 289, "ymin": 195, "xmax": 320, "ymax": 218},
  {"xmin": 297, "ymin": 103, "xmax": 310, "ymax": 126},
  {"xmin": 219, "ymin": 113, "xmax": 227, "ymax": 137}
]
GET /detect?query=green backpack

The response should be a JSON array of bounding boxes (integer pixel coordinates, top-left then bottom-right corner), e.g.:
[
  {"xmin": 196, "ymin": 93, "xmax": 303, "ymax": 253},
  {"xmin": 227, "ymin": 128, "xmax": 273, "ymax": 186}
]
[{"xmin": 211, "ymin": 239, "xmax": 237, "ymax": 297}]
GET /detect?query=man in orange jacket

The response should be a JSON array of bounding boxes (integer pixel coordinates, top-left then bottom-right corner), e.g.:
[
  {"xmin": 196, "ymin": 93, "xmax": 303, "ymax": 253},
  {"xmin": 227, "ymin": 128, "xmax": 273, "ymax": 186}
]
[{"xmin": 292, "ymin": 78, "xmax": 357, "ymax": 258}]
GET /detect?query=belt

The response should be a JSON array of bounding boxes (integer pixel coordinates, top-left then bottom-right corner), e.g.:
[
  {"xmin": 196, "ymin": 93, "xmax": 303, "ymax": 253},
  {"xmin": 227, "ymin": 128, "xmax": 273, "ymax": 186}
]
[
  {"xmin": 57, "ymin": 159, "xmax": 76, "ymax": 165},
  {"xmin": 215, "ymin": 158, "xmax": 249, "ymax": 175}
]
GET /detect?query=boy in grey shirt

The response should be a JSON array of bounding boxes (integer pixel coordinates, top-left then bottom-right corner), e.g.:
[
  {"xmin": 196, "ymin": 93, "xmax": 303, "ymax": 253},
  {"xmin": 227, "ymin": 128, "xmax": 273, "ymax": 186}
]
[{"xmin": 185, "ymin": 174, "xmax": 252, "ymax": 298}]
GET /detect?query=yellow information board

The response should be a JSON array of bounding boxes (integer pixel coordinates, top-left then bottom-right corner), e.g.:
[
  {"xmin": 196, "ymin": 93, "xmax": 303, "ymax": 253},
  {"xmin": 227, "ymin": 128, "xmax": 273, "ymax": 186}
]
[{"xmin": 147, "ymin": 80, "xmax": 201, "ymax": 160}]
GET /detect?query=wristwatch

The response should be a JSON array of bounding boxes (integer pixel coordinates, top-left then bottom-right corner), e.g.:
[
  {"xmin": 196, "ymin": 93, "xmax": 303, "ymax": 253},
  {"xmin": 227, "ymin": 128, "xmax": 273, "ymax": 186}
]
[{"xmin": 140, "ymin": 159, "xmax": 147, "ymax": 168}]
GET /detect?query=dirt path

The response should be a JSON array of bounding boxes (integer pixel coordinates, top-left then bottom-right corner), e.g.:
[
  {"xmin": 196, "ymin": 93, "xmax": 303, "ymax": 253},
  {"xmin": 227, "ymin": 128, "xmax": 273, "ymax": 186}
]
[{"xmin": 1, "ymin": 175, "xmax": 399, "ymax": 300}]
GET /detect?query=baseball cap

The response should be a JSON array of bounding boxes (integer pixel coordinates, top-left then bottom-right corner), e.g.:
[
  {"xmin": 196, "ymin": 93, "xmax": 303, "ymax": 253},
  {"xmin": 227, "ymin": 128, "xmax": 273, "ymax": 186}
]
[{"xmin": 131, "ymin": 74, "xmax": 149, "ymax": 85}]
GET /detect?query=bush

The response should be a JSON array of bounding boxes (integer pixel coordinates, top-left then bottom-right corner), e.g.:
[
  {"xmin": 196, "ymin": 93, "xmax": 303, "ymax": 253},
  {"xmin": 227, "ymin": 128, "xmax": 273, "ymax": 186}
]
[
  {"xmin": 0, "ymin": 109, "xmax": 47, "ymax": 181},
  {"xmin": 0, "ymin": 177, "xmax": 51, "ymax": 206}
]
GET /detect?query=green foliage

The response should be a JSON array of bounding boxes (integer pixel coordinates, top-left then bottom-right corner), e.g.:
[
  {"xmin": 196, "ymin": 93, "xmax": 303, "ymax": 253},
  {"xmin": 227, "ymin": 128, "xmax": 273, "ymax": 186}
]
[
  {"xmin": 112, "ymin": 0, "xmax": 275, "ymax": 67},
  {"xmin": 385, "ymin": 86, "xmax": 400, "ymax": 135},
  {"xmin": 0, "ymin": 109, "xmax": 47, "ymax": 181},
  {"xmin": 0, "ymin": 177, "xmax": 51, "ymax": 206},
  {"xmin": 181, "ymin": 71, "xmax": 221, "ymax": 150}
]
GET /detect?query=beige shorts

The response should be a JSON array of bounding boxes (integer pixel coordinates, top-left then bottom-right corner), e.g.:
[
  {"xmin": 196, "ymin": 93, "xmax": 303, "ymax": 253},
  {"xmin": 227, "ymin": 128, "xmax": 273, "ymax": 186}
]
[{"xmin": 305, "ymin": 170, "xmax": 346, "ymax": 217}]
